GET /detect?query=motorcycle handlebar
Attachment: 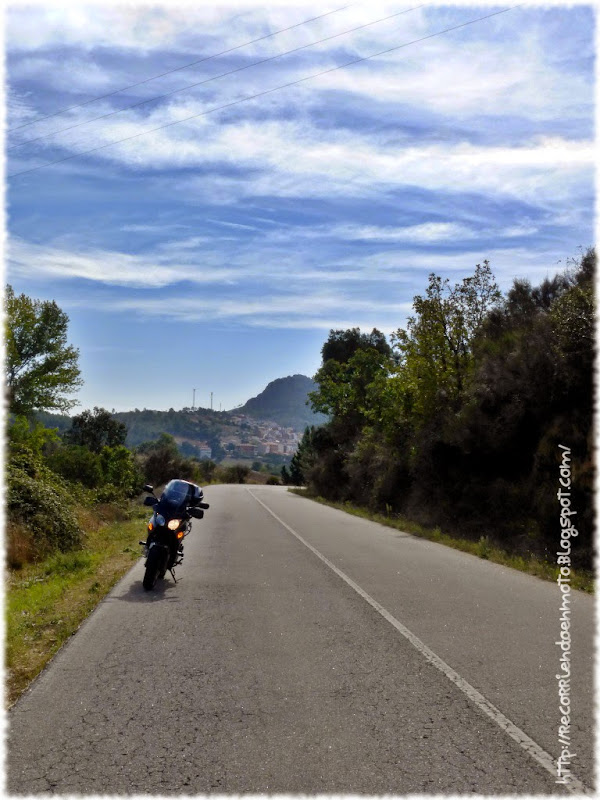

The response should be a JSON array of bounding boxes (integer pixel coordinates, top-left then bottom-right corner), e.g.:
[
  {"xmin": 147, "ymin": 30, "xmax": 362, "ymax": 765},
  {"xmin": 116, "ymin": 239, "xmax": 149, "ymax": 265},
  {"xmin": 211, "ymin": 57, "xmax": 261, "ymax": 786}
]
[{"xmin": 198, "ymin": 502, "xmax": 210, "ymax": 509}]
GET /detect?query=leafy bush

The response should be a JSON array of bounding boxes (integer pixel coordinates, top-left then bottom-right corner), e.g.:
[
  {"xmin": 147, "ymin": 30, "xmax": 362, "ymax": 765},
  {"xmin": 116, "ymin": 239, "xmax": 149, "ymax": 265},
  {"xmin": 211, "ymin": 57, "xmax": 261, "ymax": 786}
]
[
  {"xmin": 99, "ymin": 445, "xmax": 143, "ymax": 496},
  {"xmin": 7, "ymin": 463, "xmax": 83, "ymax": 557},
  {"xmin": 46, "ymin": 444, "xmax": 103, "ymax": 488}
]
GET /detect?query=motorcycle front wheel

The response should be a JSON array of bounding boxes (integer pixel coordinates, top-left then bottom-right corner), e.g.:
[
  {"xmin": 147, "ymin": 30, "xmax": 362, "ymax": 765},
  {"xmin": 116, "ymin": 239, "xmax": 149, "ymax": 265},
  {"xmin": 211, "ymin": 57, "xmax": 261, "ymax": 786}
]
[{"xmin": 143, "ymin": 546, "xmax": 163, "ymax": 591}]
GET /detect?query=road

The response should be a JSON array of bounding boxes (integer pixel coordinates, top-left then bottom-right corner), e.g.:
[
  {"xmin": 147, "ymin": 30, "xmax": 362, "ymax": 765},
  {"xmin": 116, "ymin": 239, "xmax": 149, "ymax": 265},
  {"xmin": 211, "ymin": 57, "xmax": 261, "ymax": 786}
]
[{"xmin": 7, "ymin": 484, "xmax": 594, "ymax": 794}]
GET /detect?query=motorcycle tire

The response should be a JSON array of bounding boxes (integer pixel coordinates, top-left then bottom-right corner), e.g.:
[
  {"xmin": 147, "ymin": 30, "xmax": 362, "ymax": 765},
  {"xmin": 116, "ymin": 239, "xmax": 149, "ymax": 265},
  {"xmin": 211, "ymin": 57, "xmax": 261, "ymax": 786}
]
[{"xmin": 143, "ymin": 547, "xmax": 163, "ymax": 591}]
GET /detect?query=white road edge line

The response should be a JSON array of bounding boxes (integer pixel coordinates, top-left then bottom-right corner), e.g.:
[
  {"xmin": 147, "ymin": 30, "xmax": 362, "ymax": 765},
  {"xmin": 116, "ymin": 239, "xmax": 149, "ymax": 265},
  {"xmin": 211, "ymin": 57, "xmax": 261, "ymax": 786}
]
[{"xmin": 247, "ymin": 488, "xmax": 591, "ymax": 795}]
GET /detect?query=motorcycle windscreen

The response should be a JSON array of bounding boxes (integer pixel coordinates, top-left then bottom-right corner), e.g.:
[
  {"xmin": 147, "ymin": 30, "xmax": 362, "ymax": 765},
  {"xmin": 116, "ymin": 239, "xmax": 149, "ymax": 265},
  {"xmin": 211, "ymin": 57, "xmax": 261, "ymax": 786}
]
[{"xmin": 157, "ymin": 479, "xmax": 194, "ymax": 515}]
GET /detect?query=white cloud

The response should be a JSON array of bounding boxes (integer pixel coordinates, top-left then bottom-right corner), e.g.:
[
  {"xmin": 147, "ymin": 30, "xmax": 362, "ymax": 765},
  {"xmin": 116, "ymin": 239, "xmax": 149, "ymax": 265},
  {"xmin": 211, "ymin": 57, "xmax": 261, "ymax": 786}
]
[
  {"xmin": 164, "ymin": 124, "xmax": 592, "ymax": 215},
  {"xmin": 17, "ymin": 95, "xmax": 591, "ymax": 216},
  {"xmin": 9, "ymin": 55, "xmax": 118, "ymax": 94},
  {"xmin": 6, "ymin": 237, "xmax": 238, "ymax": 287},
  {"xmin": 105, "ymin": 292, "xmax": 413, "ymax": 331},
  {"xmin": 6, "ymin": 4, "xmax": 242, "ymax": 53},
  {"xmin": 7, "ymin": 2, "xmax": 593, "ymax": 234},
  {"xmin": 5, "ymin": 3, "xmax": 411, "ymax": 55},
  {"xmin": 316, "ymin": 24, "xmax": 592, "ymax": 122},
  {"xmin": 328, "ymin": 222, "xmax": 477, "ymax": 243},
  {"xmin": 7, "ymin": 227, "xmax": 572, "ymax": 310}
]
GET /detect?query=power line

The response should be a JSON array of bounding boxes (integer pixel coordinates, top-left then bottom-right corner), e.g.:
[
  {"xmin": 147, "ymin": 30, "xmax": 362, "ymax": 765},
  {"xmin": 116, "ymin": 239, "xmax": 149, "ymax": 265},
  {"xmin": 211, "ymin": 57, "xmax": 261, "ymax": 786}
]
[
  {"xmin": 8, "ymin": 6, "xmax": 520, "ymax": 181},
  {"xmin": 8, "ymin": 5, "xmax": 426, "ymax": 152},
  {"xmin": 8, "ymin": 4, "xmax": 354, "ymax": 133}
]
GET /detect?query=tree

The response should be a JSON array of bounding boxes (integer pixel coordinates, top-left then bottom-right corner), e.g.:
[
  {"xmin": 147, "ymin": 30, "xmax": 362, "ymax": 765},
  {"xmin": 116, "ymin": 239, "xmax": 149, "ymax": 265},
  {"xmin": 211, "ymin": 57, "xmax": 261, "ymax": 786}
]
[
  {"xmin": 5, "ymin": 286, "xmax": 82, "ymax": 416},
  {"xmin": 321, "ymin": 327, "xmax": 391, "ymax": 364},
  {"xmin": 392, "ymin": 261, "xmax": 501, "ymax": 422},
  {"xmin": 65, "ymin": 407, "xmax": 127, "ymax": 453},
  {"xmin": 310, "ymin": 327, "xmax": 394, "ymax": 435}
]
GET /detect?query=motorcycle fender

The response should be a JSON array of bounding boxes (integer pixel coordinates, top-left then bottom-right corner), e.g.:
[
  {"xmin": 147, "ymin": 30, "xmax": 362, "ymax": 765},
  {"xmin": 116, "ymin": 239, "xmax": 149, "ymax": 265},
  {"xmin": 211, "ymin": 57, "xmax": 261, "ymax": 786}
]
[{"xmin": 145, "ymin": 541, "xmax": 168, "ymax": 568}]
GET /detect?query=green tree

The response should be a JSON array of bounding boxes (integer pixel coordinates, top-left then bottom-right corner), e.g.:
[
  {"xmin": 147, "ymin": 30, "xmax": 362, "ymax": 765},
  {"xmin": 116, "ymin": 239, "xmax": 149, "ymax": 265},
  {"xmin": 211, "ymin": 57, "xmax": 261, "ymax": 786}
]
[
  {"xmin": 321, "ymin": 327, "xmax": 391, "ymax": 364},
  {"xmin": 280, "ymin": 465, "xmax": 291, "ymax": 484},
  {"xmin": 310, "ymin": 329, "xmax": 394, "ymax": 434},
  {"xmin": 392, "ymin": 261, "xmax": 501, "ymax": 422},
  {"xmin": 5, "ymin": 286, "xmax": 82, "ymax": 416},
  {"xmin": 65, "ymin": 407, "xmax": 127, "ymax": 453}
]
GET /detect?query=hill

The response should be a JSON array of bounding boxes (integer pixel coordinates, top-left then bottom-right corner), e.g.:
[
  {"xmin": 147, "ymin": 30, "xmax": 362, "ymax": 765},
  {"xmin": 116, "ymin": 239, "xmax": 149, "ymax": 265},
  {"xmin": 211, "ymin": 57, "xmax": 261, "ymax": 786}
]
[
  {"xmin": 235, "ymin": 374, "xmax": 327, "ymax": 429},
  {"xmin": 34, "ymin": 375, "xmax": 327, "ymax": 459}
]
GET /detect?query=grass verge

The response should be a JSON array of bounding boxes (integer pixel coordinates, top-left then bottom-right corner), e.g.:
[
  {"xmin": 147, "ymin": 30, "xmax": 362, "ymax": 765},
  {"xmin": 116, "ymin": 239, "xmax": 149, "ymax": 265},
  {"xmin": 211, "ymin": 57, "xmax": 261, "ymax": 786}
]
[
  {"xmin": 5, "ymin": 505, "xmax": 148, "ymax": 707},
  {"xmin": 289, "ymin": 489, "xmax": 594, "ymax": 594}
]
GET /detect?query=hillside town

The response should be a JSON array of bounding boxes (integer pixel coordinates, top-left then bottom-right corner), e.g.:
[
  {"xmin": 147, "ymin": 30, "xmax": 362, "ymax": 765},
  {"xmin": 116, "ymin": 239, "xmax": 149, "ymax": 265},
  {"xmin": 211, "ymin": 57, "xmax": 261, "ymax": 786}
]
[
  {"xmin": 226, "ymin": 414, "xmax": 302, "ymax": 457},
  {"xmin": 181, "ymin": 413, "xmax": 302, "ymax": 461}
]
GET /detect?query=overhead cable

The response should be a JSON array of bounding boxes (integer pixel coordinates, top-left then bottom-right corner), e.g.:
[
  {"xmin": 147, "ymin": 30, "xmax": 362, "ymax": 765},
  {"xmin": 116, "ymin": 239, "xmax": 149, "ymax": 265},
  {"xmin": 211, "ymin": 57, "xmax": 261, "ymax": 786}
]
[
  {"xmin": 8, "ymin": 5, "xmax": 354, "ymax": 132},
  {"xmin": 8, "ymin": 5, "xmax": 426, "ymax": 152},
  {"xmin": 9, "ymin": 6, "xmax": 520, "ymax": 181}
]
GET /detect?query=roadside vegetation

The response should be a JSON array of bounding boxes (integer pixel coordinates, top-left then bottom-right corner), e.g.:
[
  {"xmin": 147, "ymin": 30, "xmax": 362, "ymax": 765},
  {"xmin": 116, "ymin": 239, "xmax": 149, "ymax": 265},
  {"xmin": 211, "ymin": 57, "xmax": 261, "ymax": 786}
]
[
  {"xmin": 285, "ymin": 249, "xmax": 595, "ymax": 581},
  {"xmin": 6, "ymin": 507, "xmax": 147, "ymax": 705}
]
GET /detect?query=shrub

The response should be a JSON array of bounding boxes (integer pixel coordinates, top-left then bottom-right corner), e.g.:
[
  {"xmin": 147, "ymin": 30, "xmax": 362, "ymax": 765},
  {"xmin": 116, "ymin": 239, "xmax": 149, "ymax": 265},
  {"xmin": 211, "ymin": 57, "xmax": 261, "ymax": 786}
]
[
  {"xmin": 100, "ymin": 445, "xmax": 143, "ymax": 496},
  {"xmin": 220, "ymin": 465, "xmax": 250, "ymax": 484},
  {"xmin": 7, "ymin": 464, "xmax": 83, "ymax": 557},
  {"xmin": 46, "ymin": 444, "xmax": 103, "ymax": 488}
]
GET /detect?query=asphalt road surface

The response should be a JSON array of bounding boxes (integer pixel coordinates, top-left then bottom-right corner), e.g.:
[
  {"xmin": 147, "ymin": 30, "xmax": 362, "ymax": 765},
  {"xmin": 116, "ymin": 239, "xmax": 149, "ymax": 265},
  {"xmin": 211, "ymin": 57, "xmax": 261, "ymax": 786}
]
[{"xmin": 7, "ymin": 485, "xmax": 594, "ymax": 794}]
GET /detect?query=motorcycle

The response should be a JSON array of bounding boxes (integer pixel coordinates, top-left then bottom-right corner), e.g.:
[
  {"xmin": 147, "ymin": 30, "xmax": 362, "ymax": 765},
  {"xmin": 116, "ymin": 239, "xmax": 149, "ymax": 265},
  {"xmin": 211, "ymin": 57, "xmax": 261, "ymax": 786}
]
[{"xmin": 139, "ymin": 479, "xmax": 209, "ymax": 591}]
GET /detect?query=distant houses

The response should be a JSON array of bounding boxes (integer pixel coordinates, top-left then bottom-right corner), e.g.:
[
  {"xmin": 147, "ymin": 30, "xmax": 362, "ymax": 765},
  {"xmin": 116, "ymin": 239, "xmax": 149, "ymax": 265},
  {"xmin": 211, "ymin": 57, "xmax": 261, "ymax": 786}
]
[{"xmin": 224, "ymin": 413, "xmax": 300, "ymax": 459}]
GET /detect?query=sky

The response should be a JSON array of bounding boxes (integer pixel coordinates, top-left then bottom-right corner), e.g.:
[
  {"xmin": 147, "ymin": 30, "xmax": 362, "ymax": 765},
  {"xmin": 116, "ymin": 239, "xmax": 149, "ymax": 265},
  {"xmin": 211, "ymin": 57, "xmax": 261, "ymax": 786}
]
[{"xmin": 4, "ymin": 1, "xmax": 596, "ymax": 413}]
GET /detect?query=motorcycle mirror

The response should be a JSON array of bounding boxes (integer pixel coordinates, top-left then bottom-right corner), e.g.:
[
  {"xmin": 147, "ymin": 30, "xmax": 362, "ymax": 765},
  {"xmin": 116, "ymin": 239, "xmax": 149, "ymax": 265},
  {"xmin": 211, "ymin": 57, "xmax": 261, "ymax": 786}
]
[
  {"xmin": 143, "ymin": 484, "xmax": 154, "ymax": 493},
  {"xmin": 143, "ymin": 496, "xmax": 158, "ymax": 507}
]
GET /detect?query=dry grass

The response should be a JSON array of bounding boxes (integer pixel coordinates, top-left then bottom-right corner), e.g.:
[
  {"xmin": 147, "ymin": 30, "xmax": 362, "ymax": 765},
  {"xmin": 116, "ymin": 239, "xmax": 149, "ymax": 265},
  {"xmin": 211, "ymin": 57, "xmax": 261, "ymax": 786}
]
[{"xmin": 5, "ymin": 521, "xmax": 37, "ymax": 570}]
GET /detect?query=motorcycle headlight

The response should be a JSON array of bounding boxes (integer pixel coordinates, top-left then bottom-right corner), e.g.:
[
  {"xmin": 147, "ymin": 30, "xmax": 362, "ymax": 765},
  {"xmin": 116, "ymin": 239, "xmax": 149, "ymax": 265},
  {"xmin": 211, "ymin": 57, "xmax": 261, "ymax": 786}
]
[
  {"xmin": 167, "ymin": 518, "xmax": 181, "ymax": 531},
  {"xmin": 155, "ymin": 514, "xmax": 165, "ymax": 527}
]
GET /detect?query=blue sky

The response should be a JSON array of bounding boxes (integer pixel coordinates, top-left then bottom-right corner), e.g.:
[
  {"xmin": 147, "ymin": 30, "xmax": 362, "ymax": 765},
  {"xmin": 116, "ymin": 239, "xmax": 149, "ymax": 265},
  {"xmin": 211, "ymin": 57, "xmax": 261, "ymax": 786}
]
[{"xmin": 5, "ymin": 2, "xmax": 595, "ymax": 413}]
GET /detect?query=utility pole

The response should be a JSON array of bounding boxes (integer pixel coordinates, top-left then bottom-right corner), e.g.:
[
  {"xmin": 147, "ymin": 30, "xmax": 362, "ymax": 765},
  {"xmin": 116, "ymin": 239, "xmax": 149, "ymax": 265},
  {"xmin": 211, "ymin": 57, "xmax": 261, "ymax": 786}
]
[
  {"xmin": 192, "ymin": 388, "xmax": 197, "ymax": 410},
  {"xmin": 210, "ymin": 391, "xmax": 213, "ymax": 410}
]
